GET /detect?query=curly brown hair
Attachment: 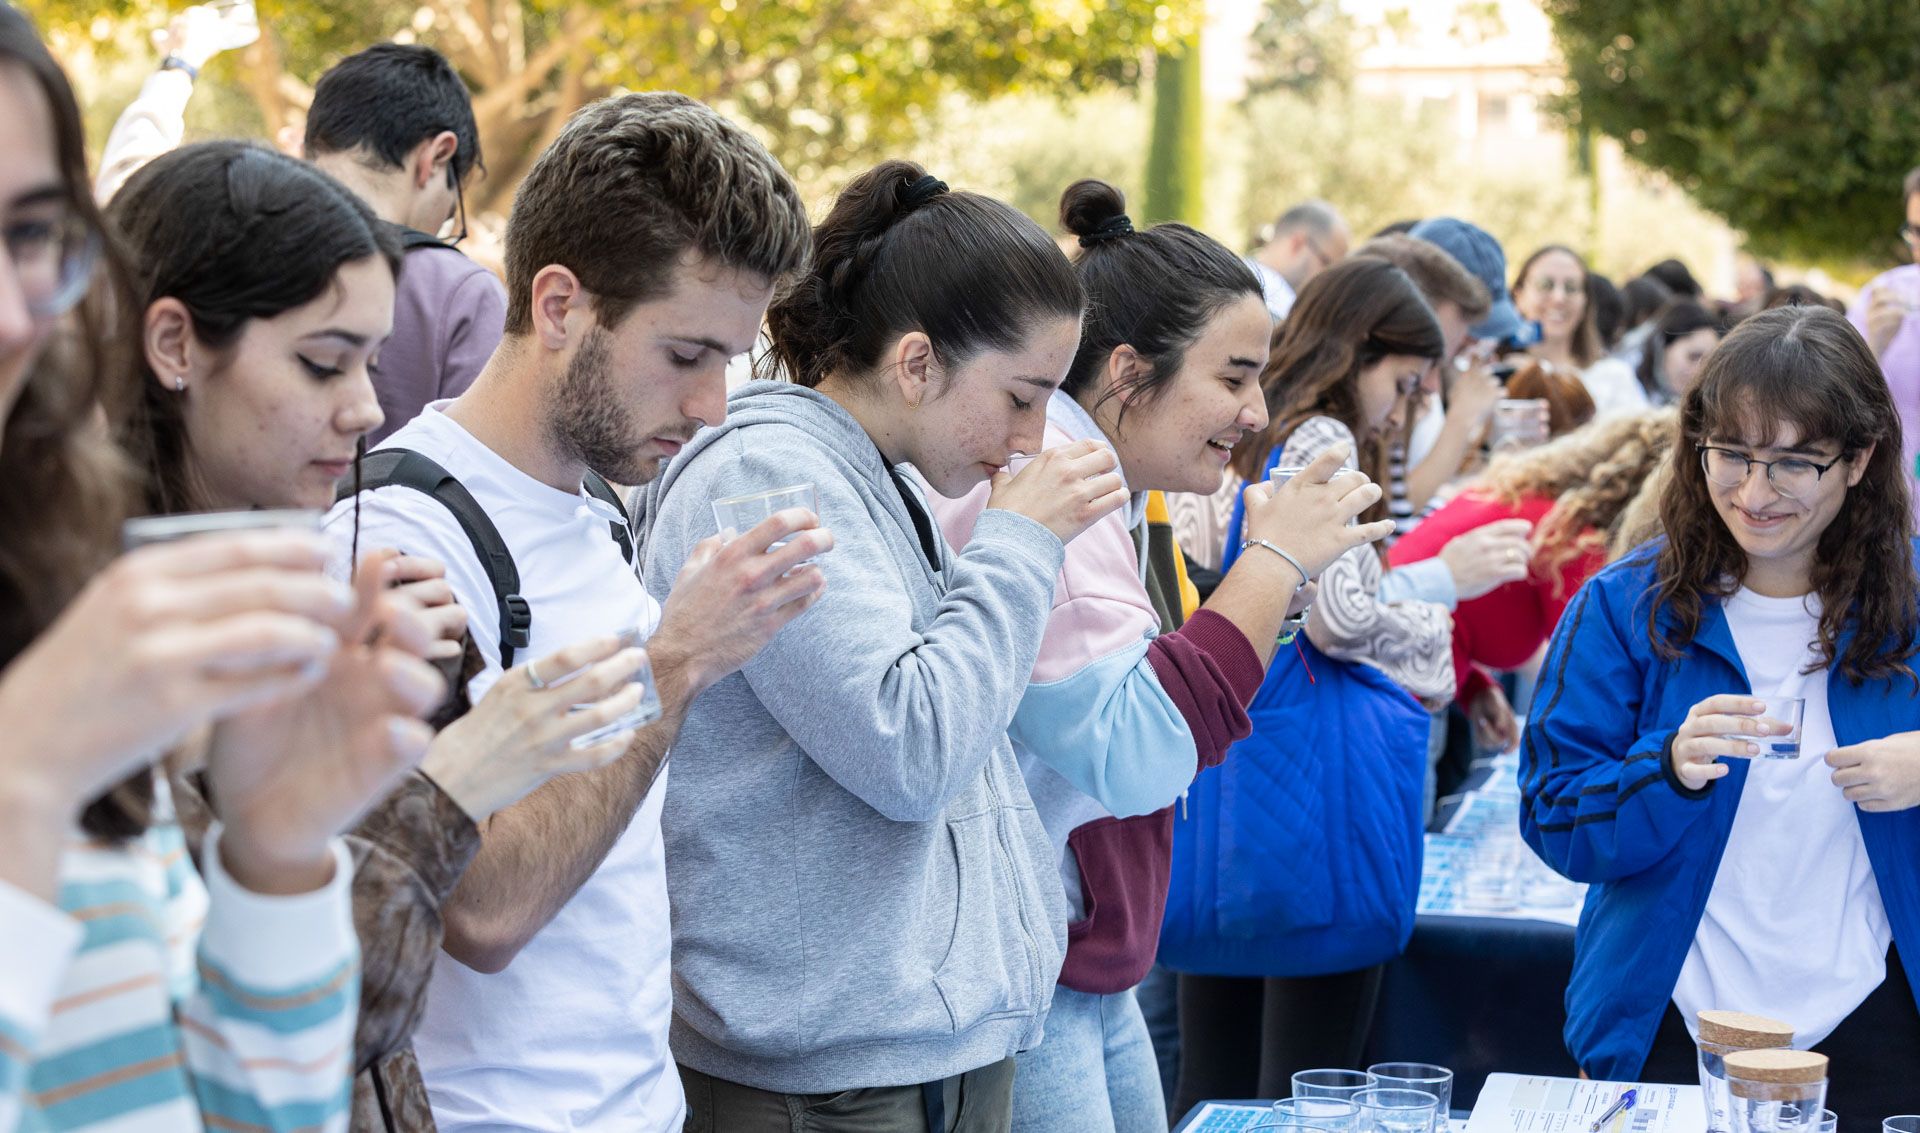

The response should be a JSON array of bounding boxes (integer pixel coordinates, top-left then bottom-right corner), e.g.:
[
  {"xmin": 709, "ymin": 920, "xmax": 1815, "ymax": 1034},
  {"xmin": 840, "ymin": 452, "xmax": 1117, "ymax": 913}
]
[
  {"xmin": 1477, "ymin": 409, "xmax": 1677, "ymax": 596},
  {"xmin": 1651, "ymin": 305, "xmax": 1917, "ymax": 684}
]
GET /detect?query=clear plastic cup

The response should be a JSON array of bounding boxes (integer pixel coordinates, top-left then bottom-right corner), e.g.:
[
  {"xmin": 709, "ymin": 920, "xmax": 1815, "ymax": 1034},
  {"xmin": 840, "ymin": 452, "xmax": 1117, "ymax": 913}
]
[
  {"xmin": 1774, "ymin": 1106, "xmax": 1834, "ymax": 1133},
  {"xmin": 1354, "ymin": 1087, "xmax": 1440, "ymax": 1133},
  {"xmin": 1720, "ymin": 695, "xmax": 1806, "ymax": 759},
  {"xmin": 566, "ymin": 626, "xmax": 663, "ymax": 750},
  {"xmin": 1249, "ymin": 1120, "xmax": 1339, "ymax": 1133},
  {"xmin": 1294, "ymin": 1070, "xmax": 1380, "ymax": 1103},
  {"xmin": 712, "ymin": 483, "xmax": 819, "ymax": 556},
  {"xmin": 1271, "ymin": 466, "xmax": 1310, "ymax": 487},
  {"xmin": 1368, "ymin": 1064, "xmax": 1452, "ymax": 1121},
  {"xmin": 1269, "ymin": 1098, "xmax": 1365, "ymax": 1133},
  {"xmin": 1885, "ymin": 1118, "xmax": 1920, "ymax": 1133},
  {"xmin": 1489, "ymin": 399, "xmax": 1551, "ymax": 451}
]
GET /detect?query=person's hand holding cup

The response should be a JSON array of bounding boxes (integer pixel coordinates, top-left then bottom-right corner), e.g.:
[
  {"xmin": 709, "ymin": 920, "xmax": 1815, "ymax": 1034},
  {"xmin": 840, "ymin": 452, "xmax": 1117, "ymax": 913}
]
[
  {"xmin": 1669, "ymin": 694, "xmax": 1805, "ymax": 790},
  {"xmin": 986, "ymin": 439, "xmax": 1128, "ymax": 544},
  {"xmin": 1244, "ymin": 443, "xmax": 1394, "ymax": 583}
]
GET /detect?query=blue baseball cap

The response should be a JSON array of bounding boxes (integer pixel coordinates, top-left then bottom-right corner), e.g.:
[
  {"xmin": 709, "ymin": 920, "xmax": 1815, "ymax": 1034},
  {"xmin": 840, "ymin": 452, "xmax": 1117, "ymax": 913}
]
[{"xmin": 1410, "ymin": 216, "xmax": 1521, "ymax": 341}]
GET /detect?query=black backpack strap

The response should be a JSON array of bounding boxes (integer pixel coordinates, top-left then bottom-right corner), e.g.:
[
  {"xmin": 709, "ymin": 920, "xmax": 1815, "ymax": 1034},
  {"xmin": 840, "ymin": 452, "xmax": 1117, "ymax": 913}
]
[
  {"xmin": 582, "ymin": 471, "xmax": 635, "ymax": 564},
  {"xmin": 343, "ymin": 448, "xmax": 532, "ymax": 670}
]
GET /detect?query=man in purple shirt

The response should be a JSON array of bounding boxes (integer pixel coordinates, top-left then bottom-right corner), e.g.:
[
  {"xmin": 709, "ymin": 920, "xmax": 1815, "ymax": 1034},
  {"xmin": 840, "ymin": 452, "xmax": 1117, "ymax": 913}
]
[
  {"xmin": 1849, "ymin": 165, "xmax": 1920, "ymax": 524},
  {"xmin": 305, "ymin": 44, "xmax": 508, "ymax": 444}
]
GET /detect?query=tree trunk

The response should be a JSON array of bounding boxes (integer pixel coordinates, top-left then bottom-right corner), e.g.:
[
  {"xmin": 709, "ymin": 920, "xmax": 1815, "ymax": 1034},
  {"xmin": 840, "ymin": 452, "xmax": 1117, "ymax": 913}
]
[{"xmin": 1144, "ymin": 33, "xmax": 1204, "ymax": 226}]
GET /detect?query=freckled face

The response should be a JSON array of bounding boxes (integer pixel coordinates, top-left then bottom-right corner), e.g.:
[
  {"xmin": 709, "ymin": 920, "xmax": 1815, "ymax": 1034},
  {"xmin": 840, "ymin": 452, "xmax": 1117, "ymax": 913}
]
[
  {"xmin": 906, "ymin": 315, "xmax": 1082, "ymax": 499},
  {"xmin": 181, "ymin": 256, "xmax": 394, "ymax": 509}
]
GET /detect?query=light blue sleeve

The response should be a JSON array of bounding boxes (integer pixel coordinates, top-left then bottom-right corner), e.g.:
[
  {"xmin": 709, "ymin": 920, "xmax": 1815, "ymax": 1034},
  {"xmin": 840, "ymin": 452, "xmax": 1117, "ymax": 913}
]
[
  {"xmin": 0, "ymin": 880, "xmax": 81, "ymax": 1132},
  {"xmin": 1379, "ymin": 557, "xmax": 1458, "ymax": 609},
  {"xmin": 1009, "ymin": 640, "xmax": 1199, "ymax": 818}
]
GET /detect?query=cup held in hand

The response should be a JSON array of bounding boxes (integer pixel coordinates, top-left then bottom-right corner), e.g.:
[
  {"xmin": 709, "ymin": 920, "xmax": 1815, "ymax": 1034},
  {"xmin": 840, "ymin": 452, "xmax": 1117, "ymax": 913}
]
[
  {"xmin": 567, "ymin": 627, "xmax": 663, "ymax": 750},
  {"xmin": 713, "ymin": 483, "xmax": 822, "ymax": 563},
  {"xmin": 1720, "ymin": 695, "xmax": 1806, "ymax": 759}
]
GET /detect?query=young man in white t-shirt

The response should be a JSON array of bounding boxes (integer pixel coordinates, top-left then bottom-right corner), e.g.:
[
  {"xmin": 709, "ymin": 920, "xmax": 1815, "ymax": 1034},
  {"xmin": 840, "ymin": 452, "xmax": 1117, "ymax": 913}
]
[{"xmin": 326, "ymin": 91, "xmax": 822, "ymax": 1132}]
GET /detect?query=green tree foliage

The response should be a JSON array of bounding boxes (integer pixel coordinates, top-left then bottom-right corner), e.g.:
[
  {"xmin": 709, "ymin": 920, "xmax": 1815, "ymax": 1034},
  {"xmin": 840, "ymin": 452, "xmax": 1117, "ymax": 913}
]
[
  {"xmin": 916, "ymin": 90, "xmax": 1146, "ymax": 226},
  {"xmin": 1542, "ymin": 0, "xmax": 1920, "ymax": 264},
  {"xmin": 28, "ymin": 0, "xmax": 1197, "ymax": 210},
  {"xmin": 1244, "ymin": 0, "xmax": 1354, "ymax": 99}
]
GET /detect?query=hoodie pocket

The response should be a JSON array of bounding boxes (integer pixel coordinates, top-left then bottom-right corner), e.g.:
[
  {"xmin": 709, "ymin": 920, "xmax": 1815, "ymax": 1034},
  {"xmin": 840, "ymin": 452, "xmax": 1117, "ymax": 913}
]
[{"xmin": 932, "ymin": 811, "xmax": 1035, "ymax": 1031}]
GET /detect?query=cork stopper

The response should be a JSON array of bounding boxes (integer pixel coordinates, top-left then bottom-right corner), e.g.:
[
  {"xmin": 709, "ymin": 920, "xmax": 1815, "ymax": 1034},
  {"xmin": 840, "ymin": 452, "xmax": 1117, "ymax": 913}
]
[
  {"xmin": 1725, "ymin": 1050, "xmax": 1828, "ymax": 1101},
  {"xmin": 1697, "ymin": 1010, "xmax": 1795, "ymax": 1049}
]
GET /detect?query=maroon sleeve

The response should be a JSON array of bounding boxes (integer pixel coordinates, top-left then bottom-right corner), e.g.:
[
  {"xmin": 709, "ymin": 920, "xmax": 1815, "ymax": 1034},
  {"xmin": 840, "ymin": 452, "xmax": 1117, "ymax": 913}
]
[{"xmin": 1145, "ymin": 607, "xmax": 1265, "ymax": 772}]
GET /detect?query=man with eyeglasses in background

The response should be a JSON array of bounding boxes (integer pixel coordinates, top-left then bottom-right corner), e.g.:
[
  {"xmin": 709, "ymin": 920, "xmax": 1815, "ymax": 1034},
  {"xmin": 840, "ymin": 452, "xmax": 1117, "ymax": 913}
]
[
  {"xmin": 303, "ymin": 43, "xmax": 506, "ymax": 444},
  {"xmin": 1849, "ymin": 165, "xmax": 1920, "ymax": 524},
  {"xmin": 1244, "ymin": 199, "xmax": 1351, "ymax": 322},
  {"xmin": 94, "ymin": 20, "xmax": 501, "ymax": 445}
]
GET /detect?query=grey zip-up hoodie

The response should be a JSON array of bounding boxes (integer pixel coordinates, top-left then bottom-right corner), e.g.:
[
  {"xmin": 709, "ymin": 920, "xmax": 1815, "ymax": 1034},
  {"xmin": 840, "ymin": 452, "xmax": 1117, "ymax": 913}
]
[{"xmin": 636, "ymin": 381, "xmax": 1069, "ymax": 1094}]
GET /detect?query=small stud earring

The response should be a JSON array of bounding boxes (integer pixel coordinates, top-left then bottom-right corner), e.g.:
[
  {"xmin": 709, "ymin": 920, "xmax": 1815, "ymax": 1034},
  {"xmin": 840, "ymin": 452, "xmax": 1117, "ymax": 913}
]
[{"xmin": 174, "ymin": 375, "xmax": 185, "ymax": 392}]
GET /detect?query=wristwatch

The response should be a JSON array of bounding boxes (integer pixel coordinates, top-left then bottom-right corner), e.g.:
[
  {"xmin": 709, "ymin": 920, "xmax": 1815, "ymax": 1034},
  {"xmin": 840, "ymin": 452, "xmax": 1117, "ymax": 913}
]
[{"xmin": 160, "ymin": 54, "xmax": 200, "ymax": 80}]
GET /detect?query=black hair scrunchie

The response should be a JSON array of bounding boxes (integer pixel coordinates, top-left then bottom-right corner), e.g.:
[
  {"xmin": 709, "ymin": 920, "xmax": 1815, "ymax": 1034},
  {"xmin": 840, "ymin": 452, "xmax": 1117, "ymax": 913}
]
[
  {"xmin": 1079, "ymin": 214, "xmax": 1135, "ymax": 247},
  {"xmin": 900, "ymin": 174, "xmax": 949, "ymax": 210}
]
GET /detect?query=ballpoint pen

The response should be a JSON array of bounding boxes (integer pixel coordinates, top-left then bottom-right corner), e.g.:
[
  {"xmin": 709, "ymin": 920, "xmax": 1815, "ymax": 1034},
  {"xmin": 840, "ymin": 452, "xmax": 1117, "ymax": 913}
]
[{"xmin": 1590, "ymin": 1089, "xmax": 1638, "ymax": 1133}]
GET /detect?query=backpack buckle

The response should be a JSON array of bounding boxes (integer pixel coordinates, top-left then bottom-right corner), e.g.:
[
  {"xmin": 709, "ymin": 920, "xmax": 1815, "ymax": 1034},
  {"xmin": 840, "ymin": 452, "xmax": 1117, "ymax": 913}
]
[{"xmin": 503, "ymin": 594, "xmax": 532, "ymax": 648}]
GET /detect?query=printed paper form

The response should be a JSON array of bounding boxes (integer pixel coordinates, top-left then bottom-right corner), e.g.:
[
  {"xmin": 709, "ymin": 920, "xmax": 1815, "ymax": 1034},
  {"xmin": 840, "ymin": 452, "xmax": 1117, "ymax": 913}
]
[
  {"xmin": 1467, "ymin": 1075, "xmax": 1706, "ymax": 1133},
  {"xmin": 1182, "ymin": 1102, "xmax": 1272, "ymax": 1132}
]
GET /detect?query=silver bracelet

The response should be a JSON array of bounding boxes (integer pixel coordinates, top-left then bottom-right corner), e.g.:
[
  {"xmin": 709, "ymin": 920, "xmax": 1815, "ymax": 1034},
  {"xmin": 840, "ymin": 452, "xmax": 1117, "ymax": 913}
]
[{"xmin": 1241, "ymin": 538, "xmax": 1308, "ymax": 590}]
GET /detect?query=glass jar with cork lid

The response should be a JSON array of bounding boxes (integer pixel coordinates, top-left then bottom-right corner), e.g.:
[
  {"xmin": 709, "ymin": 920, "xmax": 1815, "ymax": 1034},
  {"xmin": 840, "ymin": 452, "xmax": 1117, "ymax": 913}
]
[
  {"xmin": 1697, "ymin": 1011, "xmax": 1794, "ymax": 1133},
  {"xmin": 1724, "ymin": 1049, "xmax": 1829, "ymax": 1133}
]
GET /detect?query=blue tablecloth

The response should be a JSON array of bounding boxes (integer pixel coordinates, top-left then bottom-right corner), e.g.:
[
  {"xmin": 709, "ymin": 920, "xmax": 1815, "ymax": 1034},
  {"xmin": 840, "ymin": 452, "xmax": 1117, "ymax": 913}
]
[{"xmin": 1363, "ymin": 914, "xmax": 1579, "ymax": 1111}]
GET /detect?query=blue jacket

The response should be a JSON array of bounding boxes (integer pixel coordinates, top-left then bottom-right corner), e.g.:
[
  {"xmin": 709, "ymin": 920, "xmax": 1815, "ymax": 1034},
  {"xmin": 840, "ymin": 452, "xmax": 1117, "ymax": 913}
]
[
  {"xmin": 1160, "ymin": 634, "xmax": 1430, "ymax": 978},
  {"xmin": 1521, "ymin": 542, "xmax": 1920, "ymax": 1080}
]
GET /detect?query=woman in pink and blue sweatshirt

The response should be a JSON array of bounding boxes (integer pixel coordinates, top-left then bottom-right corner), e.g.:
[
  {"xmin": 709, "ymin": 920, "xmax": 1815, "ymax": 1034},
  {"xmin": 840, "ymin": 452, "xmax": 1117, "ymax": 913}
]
[{"xmin": 929, "ymin": 179, "xmax": 1394, "ymax": 1133}]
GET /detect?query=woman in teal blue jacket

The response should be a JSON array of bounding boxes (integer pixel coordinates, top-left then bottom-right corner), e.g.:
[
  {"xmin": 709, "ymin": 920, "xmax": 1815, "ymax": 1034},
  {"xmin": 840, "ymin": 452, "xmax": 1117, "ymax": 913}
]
[{"xmin": 1522, "ymin": 305, "xmax": 1920, "ymax": 1121}]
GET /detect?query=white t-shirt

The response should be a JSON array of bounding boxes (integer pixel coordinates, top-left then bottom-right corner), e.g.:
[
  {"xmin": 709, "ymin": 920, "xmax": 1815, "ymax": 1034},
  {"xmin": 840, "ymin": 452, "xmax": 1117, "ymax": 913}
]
[
  {"xmin": 1672, "ymin": 588, "xmax": 1891, "ymax": 1048},
  {"xmin": 1578, "ymin": 356, "xmax": 1651, "ymax": 420},
  {"xmin": 324, "ymin": 402, "xmax": 681, "ymax": 1132},
  {"xmin": 1247, "ymin": 257, "xmax": 1297, "ymax": 321}
]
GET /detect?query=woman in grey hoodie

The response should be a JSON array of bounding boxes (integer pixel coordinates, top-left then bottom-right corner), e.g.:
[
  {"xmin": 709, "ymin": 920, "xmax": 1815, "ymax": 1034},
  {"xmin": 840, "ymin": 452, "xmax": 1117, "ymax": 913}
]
[{"xmin": 638, "ymin": 160, "xmax": 1129, "ymax": 1132}]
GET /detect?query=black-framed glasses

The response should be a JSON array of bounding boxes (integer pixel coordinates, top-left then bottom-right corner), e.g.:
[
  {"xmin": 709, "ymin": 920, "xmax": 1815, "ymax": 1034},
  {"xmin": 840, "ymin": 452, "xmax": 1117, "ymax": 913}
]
[
  {"xmin": 6, "ymin": 205, "xmax": 100, "ymax": 318},
  {"xmin": 1697, "ymin": 444, "xmax": 1840, "ymax": 500},
  {"xmin": 1901, "ymin": 223, "xmax": 1920, "ymax": 247},
  {"xmin": 443, "ymin": 164, "xmax": 468, "ymax": 247}
]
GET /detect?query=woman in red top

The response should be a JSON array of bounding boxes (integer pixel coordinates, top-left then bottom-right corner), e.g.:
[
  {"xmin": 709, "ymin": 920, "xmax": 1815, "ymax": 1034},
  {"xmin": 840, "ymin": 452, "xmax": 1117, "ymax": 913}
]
[{"xmin": 1390, "ymin": 409, "xmax": 1676, "ymax": 720}]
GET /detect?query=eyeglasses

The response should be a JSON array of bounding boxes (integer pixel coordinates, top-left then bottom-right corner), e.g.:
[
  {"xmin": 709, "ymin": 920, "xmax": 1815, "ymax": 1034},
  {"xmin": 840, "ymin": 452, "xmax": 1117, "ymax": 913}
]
[
  {"xmin": 1303, "ymin": 235, "xmax": 1335, "ymax": 270},
  {"xmin": 1524, "ymin": 276, "xmax": 1584, "ymax": 298},
  {"xmin": 1697, "ymin": 444, "xmax": 1840, "ymax": 500},
  {"xmin": 5, "ymin": 205, "xmax": 100, "ymax": 318},
  {"xmin": 443, "ymin": 164, "xmax": 469, "ymax": 247}
]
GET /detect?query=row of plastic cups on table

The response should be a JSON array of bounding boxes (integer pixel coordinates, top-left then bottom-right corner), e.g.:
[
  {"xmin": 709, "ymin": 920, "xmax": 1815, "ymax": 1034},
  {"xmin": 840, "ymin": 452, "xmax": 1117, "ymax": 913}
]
[{"xmin": 1250, "ymin": 1065, "xmax": 1453, "ymax": 1133}]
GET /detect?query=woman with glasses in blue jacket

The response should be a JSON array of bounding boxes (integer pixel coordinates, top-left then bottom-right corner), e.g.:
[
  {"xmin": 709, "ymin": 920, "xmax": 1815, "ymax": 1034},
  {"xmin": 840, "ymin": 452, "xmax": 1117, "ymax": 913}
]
[{"xmin": 1522, "ymin": 305, "xmax": 1920, "ymax": 1122}]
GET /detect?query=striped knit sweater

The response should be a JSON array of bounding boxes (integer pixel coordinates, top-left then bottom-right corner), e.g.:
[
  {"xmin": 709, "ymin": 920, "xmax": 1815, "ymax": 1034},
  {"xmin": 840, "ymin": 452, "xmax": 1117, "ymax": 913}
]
[{"xmin": 0, "ymin": 779, "xmax": 359, "ymax": 1132}]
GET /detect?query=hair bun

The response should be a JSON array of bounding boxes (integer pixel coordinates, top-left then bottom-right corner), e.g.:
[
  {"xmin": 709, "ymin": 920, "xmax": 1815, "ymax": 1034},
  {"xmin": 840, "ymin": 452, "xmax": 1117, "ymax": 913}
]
[{"xmin": 1060, "ymin": 179, "xmax": 1133, "ymax": 246}]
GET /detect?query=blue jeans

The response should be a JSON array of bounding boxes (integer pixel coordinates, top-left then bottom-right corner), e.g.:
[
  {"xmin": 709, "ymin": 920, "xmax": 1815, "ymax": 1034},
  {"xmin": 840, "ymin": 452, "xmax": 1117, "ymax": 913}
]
[
  {"xmin": 1134, "ymin": 965, "xmax": 1181, "ymax": 1109},
  {"xmin": 1012, "ymin": 985, "xmax": 1167, "ymax": 1133}
]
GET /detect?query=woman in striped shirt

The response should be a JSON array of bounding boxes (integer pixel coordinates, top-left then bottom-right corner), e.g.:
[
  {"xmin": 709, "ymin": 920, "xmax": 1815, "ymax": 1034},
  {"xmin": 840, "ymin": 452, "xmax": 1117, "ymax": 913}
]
[{"xmin": 0, "ymin": 9, "xmax": 443, "ymax": 1129}]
